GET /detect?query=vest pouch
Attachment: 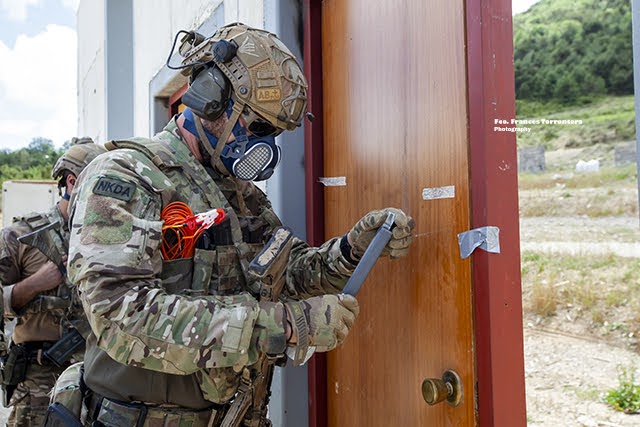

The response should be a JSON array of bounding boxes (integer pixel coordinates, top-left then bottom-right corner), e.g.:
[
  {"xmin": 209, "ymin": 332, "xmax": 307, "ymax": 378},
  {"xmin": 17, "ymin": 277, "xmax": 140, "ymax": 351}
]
[
  {"xmin": 213, "ymin": 244, "xmax": 263, "ymax": 295},
  {"xmin": 192, "ymin": 249, "xmax": 216, "ymax": 295},
  {"xmin": 160, "ymin": 258, "xmax": 194, "ymax": 294},
  {"xmin": 214, "ymin": 246, "xmax": 241, "ymax": 294},
  {"xmin": 2, "ymin": 344, "xmax": 28, "ymax": 387},
  {"xmin": 49, "ymin": 361, "xmax": 84, "ymax": 419}
]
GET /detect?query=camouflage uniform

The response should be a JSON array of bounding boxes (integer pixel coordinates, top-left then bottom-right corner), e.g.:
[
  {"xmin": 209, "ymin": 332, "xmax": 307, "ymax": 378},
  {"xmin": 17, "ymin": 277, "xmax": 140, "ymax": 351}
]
[
  {"xmin": 0, "ymin": 205, "xmax": 85, "ymax": 427},
  {"xmin": 67, "ymin": 117, "xmax": 356, "ymax": 425}
]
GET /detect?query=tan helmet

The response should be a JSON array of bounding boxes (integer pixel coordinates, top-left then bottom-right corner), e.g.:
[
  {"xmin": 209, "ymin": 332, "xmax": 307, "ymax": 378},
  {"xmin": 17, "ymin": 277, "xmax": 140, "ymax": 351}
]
[
  {"xmin": 179, "ymin": 22, "xmax": 308, "ymax": 133},
  {"xmin": 52, "ymin": 137, "xmax": 107, "ymax": 180}
]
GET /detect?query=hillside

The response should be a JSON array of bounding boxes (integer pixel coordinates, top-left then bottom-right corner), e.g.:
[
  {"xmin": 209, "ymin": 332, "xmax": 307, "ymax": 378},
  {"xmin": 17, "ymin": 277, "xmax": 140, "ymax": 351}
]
[
  {"xmin": 516, "ymin": 95, "xmax": 635, "ymax": 150},
  {"xmin": 513, "ymin": 0, "xmax": 632, "ymax": 103}
]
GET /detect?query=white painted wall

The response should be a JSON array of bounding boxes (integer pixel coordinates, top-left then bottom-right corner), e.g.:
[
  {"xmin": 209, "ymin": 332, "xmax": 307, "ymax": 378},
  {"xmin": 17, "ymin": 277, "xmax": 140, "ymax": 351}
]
[
  {"xmin": 132, "ymin": 0, "xmax": 222, "ymax": 137},
  {"xmin": 2, "ymin": 181, "xmax": 58, "ymax": 227},
  {"xmin": 78, "ymin": 0, "xmax": 270, "ymax": 140},
  {"xmin": 77, "ymin": 0, "xmax": 106, "ymax": 143}
]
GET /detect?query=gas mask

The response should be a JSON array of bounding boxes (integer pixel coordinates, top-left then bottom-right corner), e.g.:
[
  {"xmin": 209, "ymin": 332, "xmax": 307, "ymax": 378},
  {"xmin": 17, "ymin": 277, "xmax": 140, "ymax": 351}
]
[{"xmin": 182, "ymin": 106, "xmax": 281, "ymax": 181}]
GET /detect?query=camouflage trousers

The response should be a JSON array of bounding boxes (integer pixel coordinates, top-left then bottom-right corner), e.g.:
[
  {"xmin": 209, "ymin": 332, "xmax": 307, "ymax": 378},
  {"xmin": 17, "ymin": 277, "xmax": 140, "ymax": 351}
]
[{"xmin": 7, "ymin": 363, "xmax": 65, "ymax": 427}]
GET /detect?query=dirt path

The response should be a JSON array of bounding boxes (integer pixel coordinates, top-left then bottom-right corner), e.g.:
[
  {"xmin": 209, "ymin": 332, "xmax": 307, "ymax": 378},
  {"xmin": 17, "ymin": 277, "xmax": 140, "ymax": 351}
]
[
  {"xmin": 522, "ymin": 215, "xmax": 640, "ymax": 426},
  {"xmin": 525, "ymin": 327, "xmax": 640, "ymax": 426}
]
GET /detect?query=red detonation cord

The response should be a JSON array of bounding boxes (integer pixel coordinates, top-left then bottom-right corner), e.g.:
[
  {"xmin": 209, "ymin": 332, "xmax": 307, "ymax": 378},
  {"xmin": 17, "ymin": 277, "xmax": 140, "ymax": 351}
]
[{"xmin": 160, "ymin": 202, "xmax": 226, "ymax": 260}]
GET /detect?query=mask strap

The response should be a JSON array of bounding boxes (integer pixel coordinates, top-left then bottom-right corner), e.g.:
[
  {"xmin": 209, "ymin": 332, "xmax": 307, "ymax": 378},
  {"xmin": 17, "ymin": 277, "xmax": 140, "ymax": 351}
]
[
  {"xmin": 215, "ymin": 100, "xmax": 244, "ymax": 159},
  {"xmin": 193, "ymin": 101, "xmax": 244, "ymax": 174},
  {"xmin": 192, "ymin": 114, "xmax": 217, "ymax": 159}
]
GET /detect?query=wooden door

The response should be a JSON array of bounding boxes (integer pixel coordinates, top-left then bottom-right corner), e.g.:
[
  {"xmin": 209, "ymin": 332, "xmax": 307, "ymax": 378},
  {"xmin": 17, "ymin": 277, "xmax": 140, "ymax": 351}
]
[{"xmin": 321, "ymin": 0, "xmax": 475, "ymax": 425}]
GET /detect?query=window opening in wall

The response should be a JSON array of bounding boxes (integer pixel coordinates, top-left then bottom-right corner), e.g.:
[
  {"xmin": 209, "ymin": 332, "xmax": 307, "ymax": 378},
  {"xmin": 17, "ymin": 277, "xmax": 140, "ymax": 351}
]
[{"xmin": 169, "ymin": 83, "xmax": 188, "ymax": 119}]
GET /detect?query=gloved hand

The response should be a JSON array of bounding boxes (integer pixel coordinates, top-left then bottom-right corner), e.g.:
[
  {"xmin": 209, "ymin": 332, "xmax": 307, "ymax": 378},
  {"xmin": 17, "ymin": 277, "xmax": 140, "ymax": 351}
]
[
  {"xmin": 347, "ymin": 207, "xmax": 415, "ymax": 260},
  {"xmin": 284, "ymin": 294, "xmax": 359, "ymax": 362},
  {"xmin": 254, "ymin": 294, "xmax": 359, "ymax": 359}
]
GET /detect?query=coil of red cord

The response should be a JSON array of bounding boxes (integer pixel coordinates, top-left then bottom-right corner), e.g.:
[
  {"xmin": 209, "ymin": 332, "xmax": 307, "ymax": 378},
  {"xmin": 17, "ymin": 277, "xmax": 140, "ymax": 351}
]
[{"xmin": 160, "ymin": 201, "xmax": 226, "ymax": 260}]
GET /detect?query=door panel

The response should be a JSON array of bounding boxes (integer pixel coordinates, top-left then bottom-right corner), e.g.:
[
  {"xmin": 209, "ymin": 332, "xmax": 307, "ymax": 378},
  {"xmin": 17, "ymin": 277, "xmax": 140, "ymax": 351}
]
[{"xmin": 322, "ymin": 0, "xmax": 475, "ymax": 425}]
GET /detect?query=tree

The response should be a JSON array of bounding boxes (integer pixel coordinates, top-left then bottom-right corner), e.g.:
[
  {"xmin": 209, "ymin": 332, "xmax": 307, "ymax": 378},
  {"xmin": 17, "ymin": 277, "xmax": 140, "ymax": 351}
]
[
  {"xmin": 513, "ymin": 0, "xmax": 633, "ymax": 103},
  {"xmin": 0, "ymin": 137, "xmax": 60, "ymax": 183}
]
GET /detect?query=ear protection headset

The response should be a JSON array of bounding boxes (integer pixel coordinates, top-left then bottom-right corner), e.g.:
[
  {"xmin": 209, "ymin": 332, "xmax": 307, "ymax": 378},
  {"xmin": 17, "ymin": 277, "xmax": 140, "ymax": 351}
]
[
  {"xmin": 181, "ymin": 39, "xmax": 238, "ymax": 121},
  {"xmin": 182, "ymin": 65, "xmax": 231, "ymax": 121}
]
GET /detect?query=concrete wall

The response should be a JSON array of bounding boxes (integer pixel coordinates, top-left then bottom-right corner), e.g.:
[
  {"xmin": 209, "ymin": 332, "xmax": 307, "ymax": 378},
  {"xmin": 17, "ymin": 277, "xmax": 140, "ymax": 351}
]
[
  {"xmin": 518, "ymin": 145, "xmax": 545, "ymax": 173},
  {"xmin": 132, "ymin": 0, "xmax": 223, "ymax": 138},
  {"xmin": 77, "ymin": 0, "xmax": 106, "ymax": 142}
]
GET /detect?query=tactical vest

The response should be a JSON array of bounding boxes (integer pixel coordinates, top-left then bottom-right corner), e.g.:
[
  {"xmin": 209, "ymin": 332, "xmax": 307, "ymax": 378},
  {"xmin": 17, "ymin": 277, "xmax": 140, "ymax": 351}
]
[
  {"xmin": 84, "ymin": 121, "xmax": 283, "ymax": 408},
  {"xmin": 16, "ymin": 208, "xmax": 87, "ymax": 339}
]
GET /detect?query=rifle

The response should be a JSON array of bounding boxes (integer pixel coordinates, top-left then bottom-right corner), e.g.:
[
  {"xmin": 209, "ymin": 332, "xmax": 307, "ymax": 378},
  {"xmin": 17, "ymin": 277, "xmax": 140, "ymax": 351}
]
[
  {"xmin": 18, "ymin": 221, "xmax": 68, "ymax": 275},
  {"xmin": 221, "ymin": 227, "xmax": 294, "ymax": 427},
  {"xmin": 17, "ymin": 221, "xmax": 87, "ymax": 364}
]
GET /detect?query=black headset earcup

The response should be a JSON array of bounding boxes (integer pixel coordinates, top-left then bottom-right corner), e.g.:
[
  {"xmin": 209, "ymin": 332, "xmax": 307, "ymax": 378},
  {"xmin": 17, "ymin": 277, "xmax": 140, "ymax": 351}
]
[{"xmin": 182, "ymin": 65, "xmax": 231, "ymax": 121}]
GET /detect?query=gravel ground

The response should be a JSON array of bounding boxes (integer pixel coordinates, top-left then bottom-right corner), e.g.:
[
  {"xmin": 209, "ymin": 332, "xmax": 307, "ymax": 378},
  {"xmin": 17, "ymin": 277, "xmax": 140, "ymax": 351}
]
[
  {"xmin": 522, "ymin": 215, "xmax": 640, "ymax": 426},
  {"xmin": 525, "ymin": 327, "xmax": 640, "ymax": 426}
]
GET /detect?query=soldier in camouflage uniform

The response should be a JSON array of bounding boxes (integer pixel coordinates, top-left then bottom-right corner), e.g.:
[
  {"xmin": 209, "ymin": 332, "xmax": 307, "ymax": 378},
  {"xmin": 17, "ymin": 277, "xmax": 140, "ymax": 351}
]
[
  {"xmin": 66, "ymin": 23, "xmax": 414, "ymax": 426},
  {"xmin": 0, "ymin": 138, "xmax": 106, "ymax": 426}
]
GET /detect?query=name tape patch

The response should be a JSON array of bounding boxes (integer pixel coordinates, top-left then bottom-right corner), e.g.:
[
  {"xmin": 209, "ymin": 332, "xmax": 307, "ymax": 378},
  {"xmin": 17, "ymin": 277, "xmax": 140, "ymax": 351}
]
[{"xmin": 93, "ymin": 177, "xmax": 135, "ymax": 202}]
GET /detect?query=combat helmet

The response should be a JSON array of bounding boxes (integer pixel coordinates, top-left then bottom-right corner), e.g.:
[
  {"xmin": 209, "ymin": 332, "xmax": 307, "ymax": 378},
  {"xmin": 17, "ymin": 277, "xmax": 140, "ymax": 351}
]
[
  {"xmin": 177, "ymin": 22, "xmax": 308, "ymax": 135},
  {"xmin": 52, "ymin": 137, "xmax": 107, "ymax": 180}
]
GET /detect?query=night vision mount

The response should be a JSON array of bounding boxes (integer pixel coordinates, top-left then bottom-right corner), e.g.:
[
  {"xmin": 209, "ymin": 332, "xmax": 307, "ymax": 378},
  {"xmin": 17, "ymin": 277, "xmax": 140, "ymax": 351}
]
[{"xmin": 171, "ymin": 30, "xmax": 238, "ymax": 75}]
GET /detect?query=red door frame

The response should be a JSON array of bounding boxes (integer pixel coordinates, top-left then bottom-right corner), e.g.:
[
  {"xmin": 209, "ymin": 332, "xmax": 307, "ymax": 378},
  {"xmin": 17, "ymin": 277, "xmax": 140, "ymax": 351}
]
[
  {"xmin": 302, "ymin": 0, "xmax": 526, "ymax": 425},
  {"xmin": 302, "ymin": 1, "xmax": 328, "ymax": 426},
  {"xmin": 465, "ymin": 0, "xmax": 527, "ymax": 425}
]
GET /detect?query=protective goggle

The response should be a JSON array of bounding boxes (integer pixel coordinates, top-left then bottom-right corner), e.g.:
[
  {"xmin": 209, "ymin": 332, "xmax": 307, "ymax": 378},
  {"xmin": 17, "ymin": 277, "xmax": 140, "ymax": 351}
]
[{"xmin": 242, "ymin": 107, "xmax": 281, "ymax": 137}]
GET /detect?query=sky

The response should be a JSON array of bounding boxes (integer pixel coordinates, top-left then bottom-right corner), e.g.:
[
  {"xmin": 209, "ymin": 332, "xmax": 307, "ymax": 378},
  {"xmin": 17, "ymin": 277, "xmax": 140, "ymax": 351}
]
[
  {"xmin": 0, "ymin": 0, "xmax": 540, "ymax": 152},
  {"xmin": 0, "ymin": 0, "xmax": 78, "ymax": 151},
  {"xmin": 512, "ymin": 0, "xmax": 542, "ymax": 15}
]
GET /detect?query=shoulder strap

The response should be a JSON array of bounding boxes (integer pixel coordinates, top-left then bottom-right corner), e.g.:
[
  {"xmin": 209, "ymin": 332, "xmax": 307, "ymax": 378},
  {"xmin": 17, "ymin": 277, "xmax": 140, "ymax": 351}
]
[
  {"xmin": 104, "ymin": 138, "xmax": 181, "ymax": 205},
  {"xmin": 106, "ymin": 138, "xmax": 181, "ymax": 170}
]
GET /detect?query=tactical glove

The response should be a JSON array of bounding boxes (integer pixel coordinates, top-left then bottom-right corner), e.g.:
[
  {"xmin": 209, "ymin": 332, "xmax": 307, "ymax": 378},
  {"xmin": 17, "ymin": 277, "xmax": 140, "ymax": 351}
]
[
  {"xmin": 347, "ymin": 207, "xmax": 415, "ymax": 260},
  {"xmin": 285, "ymin": 294, "xmax": 359, "ymax": 364}
]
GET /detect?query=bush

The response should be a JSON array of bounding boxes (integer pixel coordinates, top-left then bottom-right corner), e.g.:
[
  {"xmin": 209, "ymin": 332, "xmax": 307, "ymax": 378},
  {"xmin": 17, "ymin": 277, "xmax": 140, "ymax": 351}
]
[{"xmin": 605, "ymin": 366, "xmax": 640, "ymax": 414}]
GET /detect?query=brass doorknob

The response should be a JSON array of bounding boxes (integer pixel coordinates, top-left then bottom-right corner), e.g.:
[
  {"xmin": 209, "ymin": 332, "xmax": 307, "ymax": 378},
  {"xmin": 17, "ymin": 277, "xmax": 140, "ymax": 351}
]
[{"xmin": 422, "ymin": 369, "xmax": 463, "ymax": 407}]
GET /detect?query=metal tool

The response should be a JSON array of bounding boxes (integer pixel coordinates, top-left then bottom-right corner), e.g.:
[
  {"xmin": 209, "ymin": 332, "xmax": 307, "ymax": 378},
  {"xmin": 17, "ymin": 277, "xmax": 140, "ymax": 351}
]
[{"xmin": 342, "ymin": 211, "xmax": 396, "ymax": 296}]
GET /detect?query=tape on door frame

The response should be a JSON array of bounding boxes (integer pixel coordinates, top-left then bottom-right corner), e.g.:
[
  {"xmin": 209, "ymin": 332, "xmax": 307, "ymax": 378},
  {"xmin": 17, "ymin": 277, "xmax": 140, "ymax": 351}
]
[{"xmin": 457, "ymin": 226, "xmax": 500, "ymax": 259}]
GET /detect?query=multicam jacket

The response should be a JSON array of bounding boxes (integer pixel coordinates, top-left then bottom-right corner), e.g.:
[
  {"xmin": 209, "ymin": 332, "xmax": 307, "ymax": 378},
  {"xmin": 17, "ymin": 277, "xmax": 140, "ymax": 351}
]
[
  {"xmin": 0, "ymin": 204, "xmax": 83, "ymax": 345},
  {"xmin": 67, "ymin": 117, "xmax": 356, "ymax": 408}
]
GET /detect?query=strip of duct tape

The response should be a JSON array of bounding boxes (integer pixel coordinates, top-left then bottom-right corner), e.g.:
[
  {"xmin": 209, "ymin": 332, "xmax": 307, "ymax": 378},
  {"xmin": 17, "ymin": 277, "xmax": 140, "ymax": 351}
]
[
  {"xmin": 422, "ymin": 185, "xmax": 455, "ymax": 200},
  {"xmin": 318, "ymin": 176, "xmax": 347, "ymax": 187},
  {"xmin": 457, "ymin": 226, "xmax": 500, "ymax": 259}
]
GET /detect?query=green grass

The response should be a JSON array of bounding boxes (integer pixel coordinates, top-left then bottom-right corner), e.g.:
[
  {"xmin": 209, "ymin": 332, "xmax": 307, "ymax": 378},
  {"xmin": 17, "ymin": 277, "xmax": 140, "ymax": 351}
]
[
  {"xmin": 516, "ymin": 95, "xmax": 636, "ymax": 150},
  {"xmin": 518, "ymin": 162, "xmax": 639, "ymax": 217},
  {"xmin": 519, "ymin": 164, "xmax": 638, "ymax": 190},
  {"xmin": 521, "ymin": 251, "xmax": 640, "ymax": 324}
]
